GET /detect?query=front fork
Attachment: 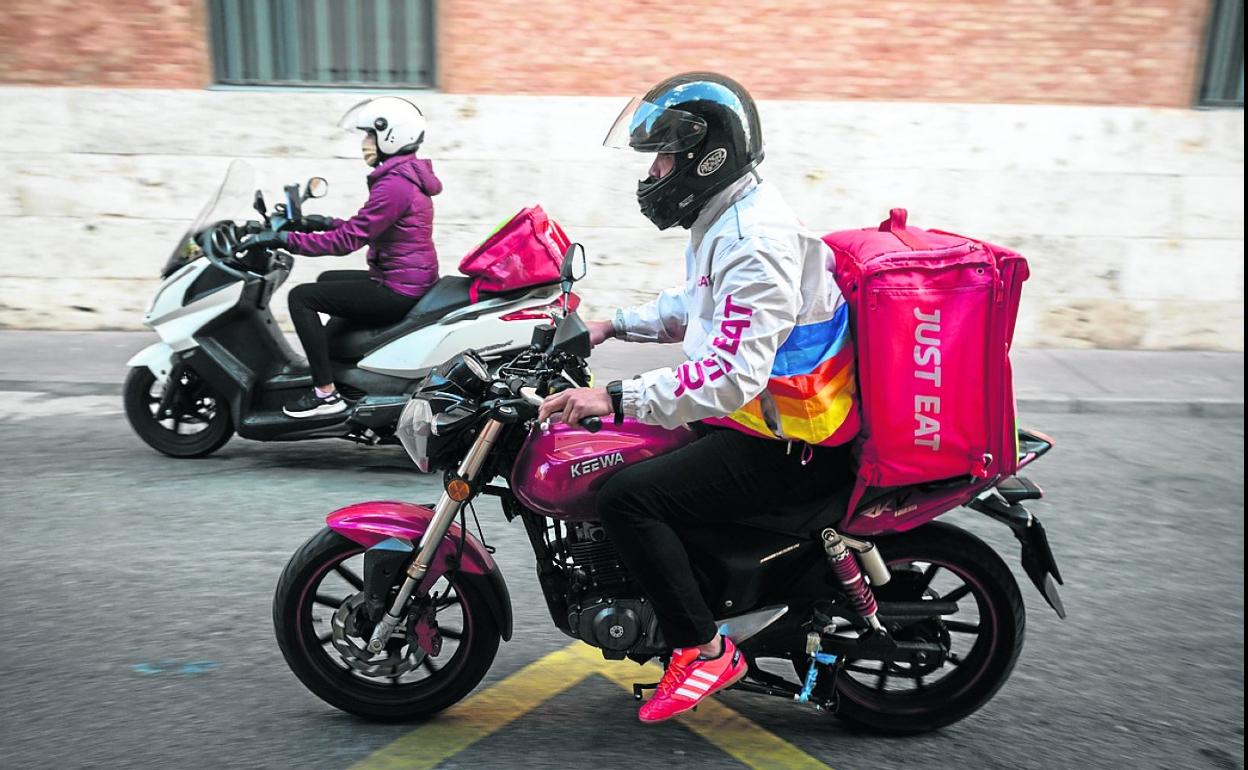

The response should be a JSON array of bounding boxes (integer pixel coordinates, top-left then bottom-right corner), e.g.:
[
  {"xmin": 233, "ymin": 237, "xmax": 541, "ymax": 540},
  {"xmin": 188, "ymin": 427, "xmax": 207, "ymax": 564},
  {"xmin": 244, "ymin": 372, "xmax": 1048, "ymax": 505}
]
[
  {"xmin": 155, "ymin": 363, "xmax": 188, "ymax": 419},
  {"xmin": 366, "ymin": 419, "xmax": 505, "ymax": 653}
]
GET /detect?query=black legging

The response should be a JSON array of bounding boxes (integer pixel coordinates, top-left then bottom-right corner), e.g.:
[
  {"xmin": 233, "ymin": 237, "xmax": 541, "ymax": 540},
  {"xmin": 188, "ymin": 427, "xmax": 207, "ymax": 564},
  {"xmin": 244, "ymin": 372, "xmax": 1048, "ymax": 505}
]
[
  {"xmin": 597, "ymin": 427, "xmax": 851, "ymax": 647},
  {"xmin": 288, "ymin": 270, "xmax": 419, "ymax": 386}
]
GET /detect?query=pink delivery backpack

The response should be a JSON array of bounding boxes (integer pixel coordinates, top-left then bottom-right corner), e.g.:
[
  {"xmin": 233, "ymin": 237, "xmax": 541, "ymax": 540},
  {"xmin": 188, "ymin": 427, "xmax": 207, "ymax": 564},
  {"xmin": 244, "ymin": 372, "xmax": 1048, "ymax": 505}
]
[
  {"xmin": 459, "ymin": 205, "xmax": 571, "ymax": 302},
  {"xmin": 823, "ymin": 208, "xmax": 1029, "ymax": 509}
]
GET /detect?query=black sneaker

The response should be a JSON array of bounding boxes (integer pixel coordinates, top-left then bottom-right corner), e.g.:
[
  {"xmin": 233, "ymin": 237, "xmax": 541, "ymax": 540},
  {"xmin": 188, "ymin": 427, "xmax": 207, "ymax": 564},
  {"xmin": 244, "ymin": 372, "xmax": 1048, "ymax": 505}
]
[{"xmin": 283, "ymin": 390, "xmax": 348, "ymax": 418}]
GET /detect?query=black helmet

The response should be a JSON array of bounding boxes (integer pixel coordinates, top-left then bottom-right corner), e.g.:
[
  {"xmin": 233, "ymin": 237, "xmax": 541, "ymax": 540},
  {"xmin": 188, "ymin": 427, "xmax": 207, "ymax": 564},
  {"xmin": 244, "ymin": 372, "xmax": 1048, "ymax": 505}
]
[{"xmin": 604, "ymin": 72, "xmax": 763, "ymax": 230}]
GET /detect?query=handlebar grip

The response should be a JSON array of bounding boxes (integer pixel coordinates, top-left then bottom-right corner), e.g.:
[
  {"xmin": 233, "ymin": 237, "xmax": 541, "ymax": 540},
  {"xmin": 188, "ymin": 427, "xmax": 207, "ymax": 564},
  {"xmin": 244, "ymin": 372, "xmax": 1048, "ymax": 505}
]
[{"xmin": 579, "ymin": 415, "xmax": 603, "ymax": 433}]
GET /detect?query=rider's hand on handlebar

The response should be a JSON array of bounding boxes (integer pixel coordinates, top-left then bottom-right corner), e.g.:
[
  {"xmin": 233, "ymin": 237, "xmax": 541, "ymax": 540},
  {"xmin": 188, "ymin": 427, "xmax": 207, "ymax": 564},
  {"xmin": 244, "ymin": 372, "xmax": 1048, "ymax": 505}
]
[
  {"xmin": 292, "ymin": 214, "xmax": 337, "ymax": 233},
  {"xmin": 538, "ymin": 386, "xmax": 612, "ymax": 428},
  {"xmin": 587, "ymin": 320, "xmax": 616, "ymax": 347},
  {"xmin": 238, "ymin": 230, "xmax": 288, "ymax": 252}
]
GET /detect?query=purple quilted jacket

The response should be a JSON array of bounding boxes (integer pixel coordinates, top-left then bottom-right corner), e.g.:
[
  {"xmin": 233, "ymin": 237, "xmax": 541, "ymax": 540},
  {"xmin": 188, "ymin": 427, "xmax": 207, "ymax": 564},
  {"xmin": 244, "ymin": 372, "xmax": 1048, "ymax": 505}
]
[{"xmin": 285, "ymin": 155, "xmax": 442, "ymax": 297}]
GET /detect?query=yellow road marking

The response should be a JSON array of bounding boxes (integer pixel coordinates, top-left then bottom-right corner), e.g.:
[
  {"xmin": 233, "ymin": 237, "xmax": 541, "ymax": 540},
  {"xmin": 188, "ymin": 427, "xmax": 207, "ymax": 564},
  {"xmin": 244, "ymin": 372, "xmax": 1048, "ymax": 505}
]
[
  {"xmin": 587, "ymin": 646, "xmax": 834, "ymax": 770},
  {"xmin": 350, "ymin": 645, "xmax": 588, "ymax": 770},
  {"xmin": 351, "ymin": 642, "xmax": 833, "ymax": 770}
]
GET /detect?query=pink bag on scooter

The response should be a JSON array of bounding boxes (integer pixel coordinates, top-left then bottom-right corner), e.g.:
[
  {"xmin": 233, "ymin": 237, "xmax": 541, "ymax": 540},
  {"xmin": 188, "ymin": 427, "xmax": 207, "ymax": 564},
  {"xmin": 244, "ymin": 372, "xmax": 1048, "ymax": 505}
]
[
  {"xmin": 459, "ymin": 205, "xmax": 571, "ymax": 302},
  {"xmin": 824, "ymin": 209, "xmax": 1029, "ymax": 503}
]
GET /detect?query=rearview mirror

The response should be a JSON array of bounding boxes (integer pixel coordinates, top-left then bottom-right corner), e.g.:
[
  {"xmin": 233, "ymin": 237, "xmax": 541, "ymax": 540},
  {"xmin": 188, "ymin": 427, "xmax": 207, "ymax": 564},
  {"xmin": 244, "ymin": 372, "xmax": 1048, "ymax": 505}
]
[
  {"xmin": 304, "ymin": 177, "xmax": 329, "ymax": 200},
  {"xmin": 253, "ymin": 190, "xmax": 267, "ymax": 217},
  {"xmin": 559, "ymin": 243, "xmax": 587, "ymax": 283}
]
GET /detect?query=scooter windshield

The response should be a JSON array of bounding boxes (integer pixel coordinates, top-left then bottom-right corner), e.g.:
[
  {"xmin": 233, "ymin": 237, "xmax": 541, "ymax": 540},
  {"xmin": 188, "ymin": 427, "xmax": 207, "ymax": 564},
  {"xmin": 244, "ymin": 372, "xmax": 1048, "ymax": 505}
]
[
  {"xmin": 164, "ymin": 160, "xmax": 260, "ymax": 278},
  {"xmin": 189, "ymin": 159, "xmax": 257, "ymax": 234}
]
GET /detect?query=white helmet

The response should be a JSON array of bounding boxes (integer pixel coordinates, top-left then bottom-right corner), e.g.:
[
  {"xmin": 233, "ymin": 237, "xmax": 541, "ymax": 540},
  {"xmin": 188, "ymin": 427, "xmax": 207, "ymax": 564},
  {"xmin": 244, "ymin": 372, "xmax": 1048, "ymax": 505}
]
[{"xmin": 338, "ymin": 96, "xmax": 426, "ymax": 155}]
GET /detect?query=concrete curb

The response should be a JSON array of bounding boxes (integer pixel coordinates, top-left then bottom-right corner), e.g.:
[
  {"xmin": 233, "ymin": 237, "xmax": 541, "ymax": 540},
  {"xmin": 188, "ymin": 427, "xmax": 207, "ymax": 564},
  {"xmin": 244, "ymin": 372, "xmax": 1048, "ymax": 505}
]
[
  {"xmin": 1, "ymin": 379, "xmax": 1242, "ymax": 418},
  {"xmin": 1017, "ymin": 397, "xmax": 1244, "ymax": 418}
]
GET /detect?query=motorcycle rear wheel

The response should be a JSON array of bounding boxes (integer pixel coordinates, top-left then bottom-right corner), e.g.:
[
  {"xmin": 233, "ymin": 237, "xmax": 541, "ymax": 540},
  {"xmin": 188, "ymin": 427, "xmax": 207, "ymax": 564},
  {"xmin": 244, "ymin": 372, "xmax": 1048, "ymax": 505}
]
[
  {"xmin": 273, "ymin": 528, "xmax": 500, "ymax": 722},
  {"xmin": 805, "ymin": 521, "xmax": 1026, "ymax": 734}
]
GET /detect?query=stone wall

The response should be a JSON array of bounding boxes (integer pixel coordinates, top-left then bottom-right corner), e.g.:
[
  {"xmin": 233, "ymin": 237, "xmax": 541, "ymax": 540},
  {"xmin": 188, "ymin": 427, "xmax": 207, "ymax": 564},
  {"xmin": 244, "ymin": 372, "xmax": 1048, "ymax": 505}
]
[{"xmin": 0, "ymin": 87, "xmax": 1242, "ymax": 349}]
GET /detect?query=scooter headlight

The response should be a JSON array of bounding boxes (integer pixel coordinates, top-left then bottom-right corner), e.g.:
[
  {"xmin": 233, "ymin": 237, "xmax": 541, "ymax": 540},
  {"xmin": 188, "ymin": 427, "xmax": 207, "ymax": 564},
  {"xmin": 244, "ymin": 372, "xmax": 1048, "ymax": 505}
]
[{"xmin": 396, "ymin": 397, "xmax": 435, "ymax": 472}]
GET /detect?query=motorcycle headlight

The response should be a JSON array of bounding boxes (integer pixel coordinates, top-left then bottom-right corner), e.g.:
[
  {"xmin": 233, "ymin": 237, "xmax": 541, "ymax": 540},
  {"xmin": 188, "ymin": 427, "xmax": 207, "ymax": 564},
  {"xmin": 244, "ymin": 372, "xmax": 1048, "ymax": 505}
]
[
  {"xmin": 396, "ymin": 397, "xmax": 435, "ymax": 472},
  {"xmin": 439, "ymin": 351, "xmax": 491, "ymax": 396}
]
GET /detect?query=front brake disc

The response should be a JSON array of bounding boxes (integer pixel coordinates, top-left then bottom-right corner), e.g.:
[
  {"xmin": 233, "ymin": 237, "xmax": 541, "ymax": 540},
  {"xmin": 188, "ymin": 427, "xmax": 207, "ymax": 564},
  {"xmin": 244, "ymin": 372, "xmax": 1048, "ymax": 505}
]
[{"xmin": 330, "ymin": 594, "xmax": 426, "ymax": 678}]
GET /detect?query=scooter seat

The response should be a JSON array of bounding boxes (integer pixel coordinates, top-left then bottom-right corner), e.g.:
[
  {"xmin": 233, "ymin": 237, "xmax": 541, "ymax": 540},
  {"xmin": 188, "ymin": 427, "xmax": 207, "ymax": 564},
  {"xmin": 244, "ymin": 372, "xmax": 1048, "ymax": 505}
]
[
  {"xmin": 409, "ymin": 276, "xmax": 477, "ymax": 316},
  {"xmin": 326, "ymin": 276, "xmax": 558, "ymax": 362}
]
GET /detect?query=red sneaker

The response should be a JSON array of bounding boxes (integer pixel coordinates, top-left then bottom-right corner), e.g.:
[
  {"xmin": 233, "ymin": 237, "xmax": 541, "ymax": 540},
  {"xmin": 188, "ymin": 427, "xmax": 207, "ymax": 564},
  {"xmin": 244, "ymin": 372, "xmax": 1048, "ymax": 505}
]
[{"xmin": 638, "ymin": 637, "xmax": 748, "ymax": 723}]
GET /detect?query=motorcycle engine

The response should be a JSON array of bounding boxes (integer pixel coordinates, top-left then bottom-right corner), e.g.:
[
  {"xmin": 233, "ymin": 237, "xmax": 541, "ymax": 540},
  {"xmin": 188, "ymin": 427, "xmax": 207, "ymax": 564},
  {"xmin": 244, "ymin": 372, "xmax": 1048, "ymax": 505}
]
[
  {"xmin": 561, "ymin": 522, "xmax": 662, "ymax": 656},
  {"xmin": 569, "ymin": 597, "xmax": 659, "ymax": 653}
]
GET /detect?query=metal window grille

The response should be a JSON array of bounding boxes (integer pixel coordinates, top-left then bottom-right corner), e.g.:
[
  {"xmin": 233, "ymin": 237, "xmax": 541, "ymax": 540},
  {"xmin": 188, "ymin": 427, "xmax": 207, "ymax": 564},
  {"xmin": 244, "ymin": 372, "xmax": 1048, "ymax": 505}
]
[
  {"xmin": 207, "ymin": 0, "xmax": 435, "ymax": 87},
  {"xmin": 1199, "ymin": 0, "xmax": 1244, "ymax": 107}
]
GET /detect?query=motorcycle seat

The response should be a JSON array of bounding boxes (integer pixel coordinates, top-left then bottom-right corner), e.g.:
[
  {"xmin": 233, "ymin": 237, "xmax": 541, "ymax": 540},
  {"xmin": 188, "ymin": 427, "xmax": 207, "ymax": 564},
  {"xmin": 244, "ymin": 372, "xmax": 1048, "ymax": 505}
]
[
  {"xmin": 705, "ymin": 457, "xmax": 854, "ymax": 540},
  {"xmin": 728, "ymin": 472, "xmax": 972, "ymax": 539},
  {"xmin": 743, "ymin": 483, "xmax": 853, "ymax": 537},
  {"xmin": 326, "ymin": 276, "xmax": 559, "ymax": 362}
]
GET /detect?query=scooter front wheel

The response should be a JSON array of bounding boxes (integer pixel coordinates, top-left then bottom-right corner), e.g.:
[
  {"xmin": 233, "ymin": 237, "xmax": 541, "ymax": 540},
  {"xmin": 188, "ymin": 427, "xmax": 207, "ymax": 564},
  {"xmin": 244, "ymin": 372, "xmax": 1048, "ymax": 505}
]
[{"xmin": 123, "ymin": 366, "xmax": 234, "ymax": 458}]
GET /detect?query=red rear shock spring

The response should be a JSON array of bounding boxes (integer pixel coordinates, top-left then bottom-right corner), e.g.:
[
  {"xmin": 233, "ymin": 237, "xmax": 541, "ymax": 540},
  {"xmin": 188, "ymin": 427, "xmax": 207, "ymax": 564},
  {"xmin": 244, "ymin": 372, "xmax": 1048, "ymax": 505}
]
[{"xmin": 822, "ymin": 529, "xmax": 881, "ymax": 624}]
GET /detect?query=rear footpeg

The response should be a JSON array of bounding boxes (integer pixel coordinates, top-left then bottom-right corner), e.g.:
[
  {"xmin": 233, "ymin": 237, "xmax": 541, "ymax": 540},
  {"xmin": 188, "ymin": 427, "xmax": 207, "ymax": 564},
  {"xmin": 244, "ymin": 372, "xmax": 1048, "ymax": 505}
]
[{"xmin": 632, "ymin": 681, "xmax": 660, "ymax": 701}]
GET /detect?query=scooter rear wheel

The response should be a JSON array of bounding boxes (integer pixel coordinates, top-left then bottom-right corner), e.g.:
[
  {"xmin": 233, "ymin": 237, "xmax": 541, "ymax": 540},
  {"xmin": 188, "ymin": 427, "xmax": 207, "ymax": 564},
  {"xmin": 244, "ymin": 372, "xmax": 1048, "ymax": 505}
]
[{"xmin": 123, "ymin": 366, "xmax": 234, "ymax": 458}]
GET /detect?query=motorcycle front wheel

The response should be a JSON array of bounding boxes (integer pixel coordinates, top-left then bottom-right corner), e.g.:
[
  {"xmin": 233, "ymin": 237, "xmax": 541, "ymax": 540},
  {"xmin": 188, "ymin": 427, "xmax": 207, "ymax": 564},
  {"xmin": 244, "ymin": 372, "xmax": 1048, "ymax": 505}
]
[
  {"xmin": 803, "ymin": 520, "xmax": 1026, "ymax": 734},
  {"xmin": 123, "ymin": 366, "xmax": 234, "ymax": 458},
  {"xmin": 273, "ymin": 528, "xmax": 500, "ymax": 722}
]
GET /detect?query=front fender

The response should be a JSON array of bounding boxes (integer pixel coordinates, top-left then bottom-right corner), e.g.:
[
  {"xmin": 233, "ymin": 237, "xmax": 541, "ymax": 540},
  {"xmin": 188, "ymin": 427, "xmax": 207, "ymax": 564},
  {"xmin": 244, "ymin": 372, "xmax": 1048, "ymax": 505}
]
[
  {"xmin": 126, "ymin": 342, "xmax": 175, "ymax": 383},
  {"xmin": 327, "ymin": 500, "xmax": 513, "ymax": 641}
]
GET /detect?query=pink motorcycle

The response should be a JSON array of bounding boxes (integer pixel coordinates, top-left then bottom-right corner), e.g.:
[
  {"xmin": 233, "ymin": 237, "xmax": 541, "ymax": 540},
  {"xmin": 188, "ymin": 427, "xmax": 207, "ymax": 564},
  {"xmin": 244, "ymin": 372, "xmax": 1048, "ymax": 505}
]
[{"xmin": 273, "ymin": 250, "xmax": 1065, "ymax": 733}]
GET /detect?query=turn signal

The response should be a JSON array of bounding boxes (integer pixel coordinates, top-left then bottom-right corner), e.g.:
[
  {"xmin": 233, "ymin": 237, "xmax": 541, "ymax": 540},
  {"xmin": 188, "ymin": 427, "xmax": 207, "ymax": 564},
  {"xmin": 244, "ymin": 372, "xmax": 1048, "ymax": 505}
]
[{"xmin": 446, "ymin": 478, "xmax": 471, "ymax": 501}]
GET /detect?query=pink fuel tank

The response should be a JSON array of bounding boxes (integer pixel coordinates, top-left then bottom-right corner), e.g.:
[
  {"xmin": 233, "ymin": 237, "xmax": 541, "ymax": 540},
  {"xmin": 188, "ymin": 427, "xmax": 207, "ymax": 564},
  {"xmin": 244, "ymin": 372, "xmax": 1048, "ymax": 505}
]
[{"xmin": 511, "ymin": 418, "xmax": 694, "ymax": 521}]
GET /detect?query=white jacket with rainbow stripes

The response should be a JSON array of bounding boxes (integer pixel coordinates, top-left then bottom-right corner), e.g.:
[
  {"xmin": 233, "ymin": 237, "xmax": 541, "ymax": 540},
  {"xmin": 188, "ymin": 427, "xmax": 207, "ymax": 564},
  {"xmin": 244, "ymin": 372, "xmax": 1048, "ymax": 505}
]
[{"xmin": 616, "ymin": 177, "xmax": 860, "ymax": 446}]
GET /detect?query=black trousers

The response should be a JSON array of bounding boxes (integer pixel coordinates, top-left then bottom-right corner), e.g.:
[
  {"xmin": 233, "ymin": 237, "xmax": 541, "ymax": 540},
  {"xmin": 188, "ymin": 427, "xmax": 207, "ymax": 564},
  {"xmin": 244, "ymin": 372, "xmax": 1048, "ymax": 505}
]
[
  {"xmin": 598, "ymin": 426, "xmax": 851, "ymax": 648},
  {"xmin": 288, "ymin": 270, "xmax": 419, "ymax": 386}
]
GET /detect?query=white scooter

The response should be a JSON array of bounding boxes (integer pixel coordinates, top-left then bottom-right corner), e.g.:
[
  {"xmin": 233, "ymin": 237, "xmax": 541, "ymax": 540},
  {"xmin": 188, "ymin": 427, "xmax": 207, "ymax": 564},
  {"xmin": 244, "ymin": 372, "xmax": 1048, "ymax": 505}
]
[{"xmin": 124, "ymin": 161, "xmax": 570, "ymax": 458}]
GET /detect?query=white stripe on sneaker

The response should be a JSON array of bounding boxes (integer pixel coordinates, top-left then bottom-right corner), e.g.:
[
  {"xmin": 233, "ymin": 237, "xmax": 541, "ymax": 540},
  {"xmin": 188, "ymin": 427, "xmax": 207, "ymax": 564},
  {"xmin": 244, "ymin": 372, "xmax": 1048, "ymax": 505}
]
[
  {"xmin": 683, "ymin": 679, "xmax": 712, "ymax": 691},
  {"xmin": 691, "ymin": 670, "xmax": 720, "ymax": 682},
  {"xmin": 674, "ymin": 687, "xmax": 702, "ymax": 700}
]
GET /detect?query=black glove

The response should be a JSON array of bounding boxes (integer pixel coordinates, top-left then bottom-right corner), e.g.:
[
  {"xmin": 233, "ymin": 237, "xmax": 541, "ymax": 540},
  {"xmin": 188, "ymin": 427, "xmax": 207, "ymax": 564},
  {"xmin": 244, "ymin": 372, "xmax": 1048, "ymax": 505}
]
[
  {"xmin": 239, "ymin": 230, "xmax": 288, "ymax": 252},
  {"xmin": 295, "ymin": 214, "xmax": 336, "ymax": 232}
]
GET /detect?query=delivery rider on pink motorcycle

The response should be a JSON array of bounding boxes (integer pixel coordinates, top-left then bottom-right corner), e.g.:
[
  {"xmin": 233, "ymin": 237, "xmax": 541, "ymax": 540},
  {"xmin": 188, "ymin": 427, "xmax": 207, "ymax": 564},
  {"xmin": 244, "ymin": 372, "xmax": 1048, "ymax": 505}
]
[{"xmin": 539, "ymin": 72, "xmax": 861, "ymax": 723}]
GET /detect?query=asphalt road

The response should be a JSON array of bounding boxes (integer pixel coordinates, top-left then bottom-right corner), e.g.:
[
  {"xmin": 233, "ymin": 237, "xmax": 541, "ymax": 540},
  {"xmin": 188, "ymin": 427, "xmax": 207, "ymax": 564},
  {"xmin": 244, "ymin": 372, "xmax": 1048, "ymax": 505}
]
[{"xmin": 0, "ymin": 396, "xmax": 1243, "ymax": 770}]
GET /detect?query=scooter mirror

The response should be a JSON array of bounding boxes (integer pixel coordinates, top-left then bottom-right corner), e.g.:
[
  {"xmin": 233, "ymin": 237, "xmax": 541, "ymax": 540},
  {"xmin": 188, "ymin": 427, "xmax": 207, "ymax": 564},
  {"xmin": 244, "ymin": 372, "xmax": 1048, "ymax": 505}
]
[
  {"xmin": 304, "ymin": 177, "xmax": 329, "ymax": 200},
  {"xmin": 253, "ymin": 190, "xmax": 267, "ymax": 218}
]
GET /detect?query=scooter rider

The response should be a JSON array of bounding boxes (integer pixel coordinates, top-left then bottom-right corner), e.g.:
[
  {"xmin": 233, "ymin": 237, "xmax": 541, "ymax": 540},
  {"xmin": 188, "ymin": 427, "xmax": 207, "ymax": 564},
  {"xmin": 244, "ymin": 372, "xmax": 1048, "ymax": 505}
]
[
  {"xmin": 241, "ymin": 96, "xmax": 442, "ymax": 418},
  {"xmin": 538, "ymin": 72, "xmax": 860, "ymax": 723}
]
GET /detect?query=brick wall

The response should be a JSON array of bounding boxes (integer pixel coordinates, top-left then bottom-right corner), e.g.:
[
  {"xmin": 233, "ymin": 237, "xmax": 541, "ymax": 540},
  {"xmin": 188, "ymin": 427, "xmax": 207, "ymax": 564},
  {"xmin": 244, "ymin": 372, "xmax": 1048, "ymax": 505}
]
[
  {"xmin": 0, "ymin": 0, "xmax": 210, "ymax": 88},
  {"xmin": 0, "ymin": 0, "xmax": 1216, "ymax": 107},
  {"xmin": 440, "ymin": 0, "xmax": 1212, "ymax": 106}
]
